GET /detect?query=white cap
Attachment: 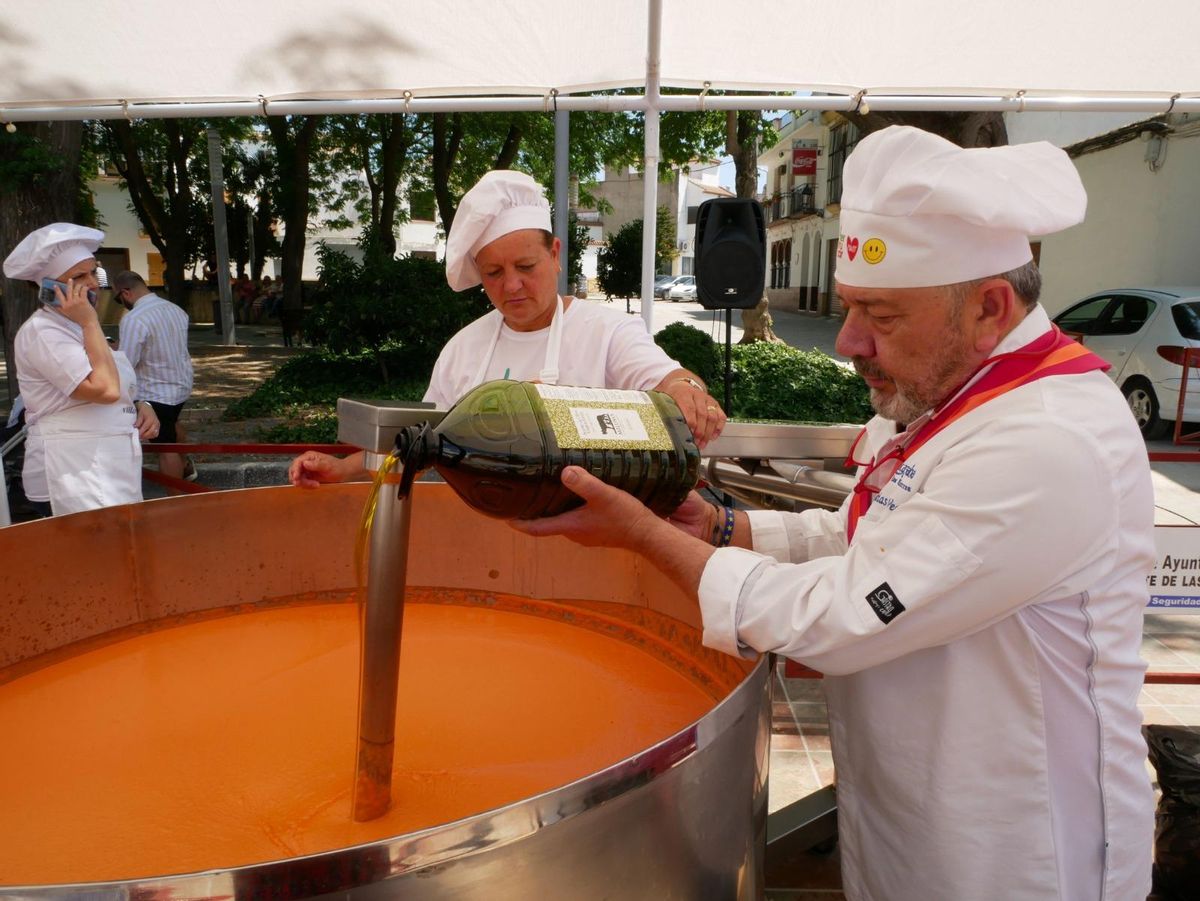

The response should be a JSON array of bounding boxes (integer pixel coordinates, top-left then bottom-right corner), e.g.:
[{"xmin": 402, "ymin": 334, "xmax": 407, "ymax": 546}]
[
  {"xmin": 3, "ymin": 223, "xmax": 105, "ymax": 285},
  {"xmin": 445, "ymin": 170, "xmax": 552, "ymax": 290},
  {"xmin": 835, "ymin": 126, "xmax": 1086, "ymax": 289}
]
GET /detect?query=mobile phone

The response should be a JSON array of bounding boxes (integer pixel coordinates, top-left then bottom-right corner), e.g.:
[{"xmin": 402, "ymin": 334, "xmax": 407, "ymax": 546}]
[
  {"xmin": 38, "ymin": 278, "xmax": 67, "ymax": 306},
  {"xmin": 38, "ymin": 278, "xmax": 97, "ymax": 306}
]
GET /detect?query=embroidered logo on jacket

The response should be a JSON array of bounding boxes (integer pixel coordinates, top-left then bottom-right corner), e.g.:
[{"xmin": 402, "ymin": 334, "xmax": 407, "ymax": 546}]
[{"xmin": 865, "ymin": 582, "xmax": 905, "ymax": 624}]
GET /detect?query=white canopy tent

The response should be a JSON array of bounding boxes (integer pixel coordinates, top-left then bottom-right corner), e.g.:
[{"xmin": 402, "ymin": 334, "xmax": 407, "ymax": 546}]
[{"xmin": 3, "ymin": 0, "xmax": 1199, "ymax": 328}]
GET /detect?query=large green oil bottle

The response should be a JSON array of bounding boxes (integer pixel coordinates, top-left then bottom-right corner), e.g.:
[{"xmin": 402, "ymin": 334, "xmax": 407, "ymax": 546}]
[{"xmin": 394, "ymin": 380, "xmax": 700, "ymax": 519}]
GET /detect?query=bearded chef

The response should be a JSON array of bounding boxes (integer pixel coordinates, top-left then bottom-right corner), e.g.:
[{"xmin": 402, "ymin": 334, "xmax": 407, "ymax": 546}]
[
  {"xmin": 516, "ymin": 126, "xmax": 1156, "ymax": 901},
  {"xmin": 4, "ymin": 224, "xmax": 159, "ymax": 516},
  {"xmin": 290, "ymin": 169, "xmax": 724, "ymax": 488}
]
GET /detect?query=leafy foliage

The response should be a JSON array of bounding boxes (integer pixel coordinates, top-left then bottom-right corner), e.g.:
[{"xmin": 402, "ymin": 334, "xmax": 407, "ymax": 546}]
[
  {"xmin": 224, "ymin": 350, "xmax": 428, "ymax": 421},
  {"xmin": 596, "ymin": 206, "xmax": 676, "ymax": 299},
  {"xmin": 730, "ymin": 341, "xmax": 871, "ymax": 423},
  {"xmin": 655, "ymin": 323, "xmax": 869, "ymax": 422},
  {"xmin": 654, "ymin": 322, "xmax": 723, "ymax": 388},
  {"xmin": 300, "ymin": 242, "xmax": 490, "ymax": 382}
]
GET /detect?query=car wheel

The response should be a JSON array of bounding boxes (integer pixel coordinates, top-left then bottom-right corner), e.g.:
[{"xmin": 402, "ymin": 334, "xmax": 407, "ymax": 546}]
[{"xmin": 1122, "ymin": 378, "xmax": 1171, "ymax": 439}]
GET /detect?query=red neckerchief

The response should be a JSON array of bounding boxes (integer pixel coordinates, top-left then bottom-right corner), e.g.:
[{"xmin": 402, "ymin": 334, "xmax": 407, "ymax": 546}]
[{"xmin": 845, "ymin": 327, "xmax": 1110, "ymax": 543}]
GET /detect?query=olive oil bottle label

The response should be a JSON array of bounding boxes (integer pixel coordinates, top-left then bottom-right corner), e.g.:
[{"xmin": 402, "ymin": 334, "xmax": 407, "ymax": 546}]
[
  {"xmin": 535, "ymin": 385, "xmax": 652, "ymax": 404},
  {"xmin": 534, "ymin": 383, "xmax": 674, "ymax": 450}
]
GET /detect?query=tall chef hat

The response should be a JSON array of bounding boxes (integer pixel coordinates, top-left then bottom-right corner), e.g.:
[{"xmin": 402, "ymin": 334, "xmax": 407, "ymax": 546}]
[
  {"xmin": 835, "ymin": 126, "xmax": 1086, "ymax": 289},
  {"xmin": 3, "ymin": 223, "xmax": 105, "ymax": 285},
  {"xmin": 445, "ymin": 170, "xmax": 552, "ymax": 290}
]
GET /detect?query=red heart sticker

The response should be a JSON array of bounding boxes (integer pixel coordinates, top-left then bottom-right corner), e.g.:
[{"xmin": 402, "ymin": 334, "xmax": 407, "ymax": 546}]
[{"xmin": 846, "ymin": 236, "xmax": 859, "ymax": 261}]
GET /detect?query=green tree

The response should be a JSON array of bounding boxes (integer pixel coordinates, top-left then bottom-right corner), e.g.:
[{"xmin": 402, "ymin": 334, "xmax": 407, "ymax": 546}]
[
  {"xmin": 596, "ymin": 206, "xmax": 676, "ymax": 305},
  {"xmin": 303, "ymin": 240, "xmax": 489, "ymax": 383},
  {"xmin": 0, "ymin": 121, "xmax": 87, "ymax": 402},
  {"xmin": 320, "ymin": 114, "xmax": 425, "ymax": 257},
  {"xmin": 265, "ymin": 115, "xmax": 326, "ymax": 319},
  {"xmin": 99, "ymin": 119, "xmax": 206, "ymax": 303}
]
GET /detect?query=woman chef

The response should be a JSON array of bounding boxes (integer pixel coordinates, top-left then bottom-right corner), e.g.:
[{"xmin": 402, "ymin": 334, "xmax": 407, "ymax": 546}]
[
  {"xmin": 4, "ymin": 224, "xmax": 159, "ymax": 516},
  {"xmin": 290, "ymin": 170, "xmax": 724, "ymax": 488}
]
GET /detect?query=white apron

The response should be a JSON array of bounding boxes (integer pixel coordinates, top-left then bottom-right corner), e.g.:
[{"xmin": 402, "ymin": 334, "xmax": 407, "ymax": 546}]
[
  {"xmin": 31, "ymin": 354, "xmax": 142, "ymax": 515},
  {"xmin": 470, "ymin": 295, "xmax": 565, "ymax": 388}
]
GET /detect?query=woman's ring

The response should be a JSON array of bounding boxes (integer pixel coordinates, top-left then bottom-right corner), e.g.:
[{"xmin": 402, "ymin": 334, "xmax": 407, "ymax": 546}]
[{"xmin": 706, "ymin": 405, "xmax": 718, "ymax": 413}]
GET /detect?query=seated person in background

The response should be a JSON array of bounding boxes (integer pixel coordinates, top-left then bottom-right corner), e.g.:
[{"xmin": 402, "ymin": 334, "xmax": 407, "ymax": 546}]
[
  {"xmin": 232, "ymin": 273, "xmax": 257, "ymax": 323},
  {"xmin": 3, "ymin": 224, "xmax": 159, "ymax": 516},
  {"xmin": 289, "ymin": 169, "xmax": 725, "ymax": 487}
]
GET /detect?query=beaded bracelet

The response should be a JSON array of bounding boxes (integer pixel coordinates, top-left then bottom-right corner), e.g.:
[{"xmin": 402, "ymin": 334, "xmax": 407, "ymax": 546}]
[{"xmin": 711, "ymin": 505, "xmax": 735, "ymax": 548}]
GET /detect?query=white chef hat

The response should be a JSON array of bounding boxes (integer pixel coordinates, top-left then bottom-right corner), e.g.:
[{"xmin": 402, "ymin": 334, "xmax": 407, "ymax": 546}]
[
  {"xmin": 445, "ymin": 170, "xmax": 552, "ymax": 290},
  {"xmin": 835, "ymin": 126, "xmax": 1086, "ymax": 290},
  {"xmin": 3, "ymin": 223, "xmax": 105, "ymax": 285}
]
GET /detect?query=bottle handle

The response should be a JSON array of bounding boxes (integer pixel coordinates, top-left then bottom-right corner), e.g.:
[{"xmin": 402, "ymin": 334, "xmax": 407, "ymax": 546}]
[{"xmin": 394, "ymin": 421, "xmax": 432, "ymax": 500}]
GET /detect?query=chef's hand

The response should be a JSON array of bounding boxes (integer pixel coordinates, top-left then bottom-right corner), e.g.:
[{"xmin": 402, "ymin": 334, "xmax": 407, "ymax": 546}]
[
  {"xmin": 56, "ymin": 278, "xmax": 99, "ymax": 327},
  {"xmin": 289, "ymin": 450, "xmax": 363, "ymax": 488},
  {"xmin": 664, "ymin": 490, "xmax": 720, "ymax": 542},
  {"xmin": 134, "ymin": 402, "xmax": 160, "ymax": 440},
  {"xmin": 511, "ymin": 466, "xmax": 658, "ymax": 551},
  {"xmin": 662, "ymin": 380, "xmax": 726, "ymax": 450}
]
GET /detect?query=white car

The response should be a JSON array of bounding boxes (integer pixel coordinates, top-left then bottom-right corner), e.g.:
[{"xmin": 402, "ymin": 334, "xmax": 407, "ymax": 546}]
[
  {"xmin": 666, "ymin": 276, "xmax": 697, "ymax": 302},
  {"xmin": 1052, "ymin": 287, "xmax": 1200, "ymax": 438}
]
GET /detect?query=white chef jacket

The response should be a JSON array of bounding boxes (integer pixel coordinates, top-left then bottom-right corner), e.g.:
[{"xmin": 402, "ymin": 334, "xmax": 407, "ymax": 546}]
[
  {"xmin": 15, "ymin": 309, "xmax": 142, "ymax": 511},
  {"xmin": 699, "ymin": 307, "xmax": 1155, "ymax": 901},
  {"xmin": 423, "ymin": 297, "xmax": 679, "ymax": 408}
]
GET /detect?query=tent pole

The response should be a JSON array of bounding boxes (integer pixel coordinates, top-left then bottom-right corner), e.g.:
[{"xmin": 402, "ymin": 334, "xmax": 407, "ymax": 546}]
[
  {"xmin": 3, "ymin": 94, "xmax": 1195, "ymax": 124},
  {"xmin": 555, "ymin": 108, "xmax": 570, "ymax": 297},
  {"xmin": 640, "ymin": 0, "xmax": 664, "ymax": 334},
  {"xmin": 205, "ymin": 128, "xmax": 236, "ymax": 346}
]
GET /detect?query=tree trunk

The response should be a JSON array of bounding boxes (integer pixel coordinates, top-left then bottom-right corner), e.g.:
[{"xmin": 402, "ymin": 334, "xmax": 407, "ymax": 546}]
[
  {"xmin": 266, "ymin": 115, "xmax": 324, "ymax": 319},
  {"xmin": 376, "ymin": 114, "xmax": 410, "ymax": 258},
  {"xmin": 0, "ymin": 121, "xmax": 84, "ymax": 403},
  {"xmin": 432, "ymin": 113, "xmax": 463, "ymax": 233},
  {"xmin": 102, "ymin": 119, "xmax": 195, "ymax": 306},
  {"xmin": 725, "ymin": 111, "xmax": 780, "ymax": 344},
  {"xmin": 738, "ymin": 296, "xmax": 784, "ymax": 345}
]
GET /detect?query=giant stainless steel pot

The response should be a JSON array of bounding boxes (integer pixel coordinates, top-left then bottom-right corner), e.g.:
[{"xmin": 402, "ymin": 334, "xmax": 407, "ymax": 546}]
[{"xmin": 0, "ymin": 483, "xmax": 769, "ymax": 899}]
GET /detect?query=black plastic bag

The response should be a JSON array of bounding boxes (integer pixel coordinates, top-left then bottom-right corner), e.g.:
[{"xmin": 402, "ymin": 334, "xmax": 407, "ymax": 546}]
[{"xmin": 1144, "ymin": 724, "xmax": 1200, "ymax": 900}]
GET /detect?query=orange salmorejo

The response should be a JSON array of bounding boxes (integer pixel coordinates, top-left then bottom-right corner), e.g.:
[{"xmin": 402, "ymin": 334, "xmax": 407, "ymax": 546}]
[{"xmin": 0, "ymin": 599, "xmax": 717, "ymax": 886}]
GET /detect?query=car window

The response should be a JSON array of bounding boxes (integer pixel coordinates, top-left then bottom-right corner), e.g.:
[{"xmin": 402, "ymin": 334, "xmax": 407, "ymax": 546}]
[
  {"xmin": 1172, "ymin": 302, "xmax": 1200, "ymax": 340},
  {"xmin": 1098, "ymin": 295, "xmax": 1155, "ymax": 336},
  {"xmin": 1054, "ymin": 296, "xmax": 1116, "ymax": 336}
]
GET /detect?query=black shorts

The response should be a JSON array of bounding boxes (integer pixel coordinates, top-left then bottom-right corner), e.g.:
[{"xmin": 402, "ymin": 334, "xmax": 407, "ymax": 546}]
[{"xmin": 147, "ymin": 401, "xmax": 186, "ymax": 443}]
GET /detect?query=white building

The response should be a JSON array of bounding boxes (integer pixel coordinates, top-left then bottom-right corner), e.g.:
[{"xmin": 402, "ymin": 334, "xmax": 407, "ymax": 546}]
[
  {"xmin": 1006, "ymin": 111, "xmax": 1200, "ymax": 315},
  {"xmin": 758, "ymin": 110, "xmax": 859, "ymax": 317},
  {"xmin": 586, "ymin": 163, "xmax": 734, "ymax": 282}
]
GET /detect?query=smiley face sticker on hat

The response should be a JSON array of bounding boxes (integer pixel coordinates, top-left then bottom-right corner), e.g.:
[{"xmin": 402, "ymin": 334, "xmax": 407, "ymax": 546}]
[{"xmin": 862, "ymin": 238, "xmax": 886, "ymax": 265}]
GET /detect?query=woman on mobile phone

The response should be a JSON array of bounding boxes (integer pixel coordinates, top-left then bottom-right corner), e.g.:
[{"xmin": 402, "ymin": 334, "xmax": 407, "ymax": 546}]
[{"xmin": 3, "ymin": 223, "xmax": 159, "ymax": 517}]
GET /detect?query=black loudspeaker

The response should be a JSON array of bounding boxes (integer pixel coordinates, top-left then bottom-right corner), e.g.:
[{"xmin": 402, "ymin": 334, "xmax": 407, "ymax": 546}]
[{"xmin": 694, "ymin": 198, "xmax": 766, "ymax": 310}]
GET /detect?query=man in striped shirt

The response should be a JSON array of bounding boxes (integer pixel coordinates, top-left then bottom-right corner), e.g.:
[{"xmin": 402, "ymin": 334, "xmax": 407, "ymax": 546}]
[{"xmin": 112, "ymin": 271, "xmax": 195, "ymax": 483}]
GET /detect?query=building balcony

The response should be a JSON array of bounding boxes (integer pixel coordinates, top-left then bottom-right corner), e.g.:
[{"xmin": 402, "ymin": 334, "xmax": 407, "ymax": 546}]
[{"xmin": 764, "ymin": 185, "xmax": 819, "ymax": 225}]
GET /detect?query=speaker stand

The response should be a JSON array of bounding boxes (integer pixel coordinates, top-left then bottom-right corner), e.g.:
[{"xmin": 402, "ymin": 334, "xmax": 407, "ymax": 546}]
[{"xmin": 722, "ymin": 308, "xmax": 734, "ymax": 509}]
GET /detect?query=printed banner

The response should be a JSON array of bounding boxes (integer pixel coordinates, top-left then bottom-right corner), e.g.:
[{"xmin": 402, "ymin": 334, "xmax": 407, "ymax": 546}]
[{"xmin": 1147, "ymin": 525, "xmax": 1200, "ymax": 613}]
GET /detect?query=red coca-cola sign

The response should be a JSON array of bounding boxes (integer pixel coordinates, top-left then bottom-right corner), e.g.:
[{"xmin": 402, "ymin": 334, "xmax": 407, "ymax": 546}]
[{"xmin": 792, "ymin": 147, "xmax": 817, "ymax": 176}]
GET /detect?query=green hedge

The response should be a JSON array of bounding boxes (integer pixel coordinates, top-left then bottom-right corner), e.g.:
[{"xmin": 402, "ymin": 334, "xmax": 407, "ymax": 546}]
[
  {"xmin": 227, "ymin": 321, "xmax": 871, "ymax": 443},
  {"xmin": 655, "ymin": 324, "xmax": 871, "ymax": 423}
]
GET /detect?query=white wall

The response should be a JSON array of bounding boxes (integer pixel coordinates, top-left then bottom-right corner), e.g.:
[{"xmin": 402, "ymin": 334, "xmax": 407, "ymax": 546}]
[
  {"xmin": 1005, "ymin": 111, "xmax": 1145, "ymax": 149},
  {"xmin": 1037, "ymin": 131, "xmax": 1200, "ymax": 315},
  {"xmin": 93, "ymin": 177, "xmax": 160, "ymax": 280}
]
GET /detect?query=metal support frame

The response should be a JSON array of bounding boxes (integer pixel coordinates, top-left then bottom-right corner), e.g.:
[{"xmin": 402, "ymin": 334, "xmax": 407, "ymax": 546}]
[
  {"xmin": 1173, "ymin": 346, "xmax": 1200, "ymax": 445},
  {"xmin": 554, "ymin": 108, "xmax": 570, "ymax": 297},
  {"xmin": 205, "ymin": 128, "xmax": 236, "ymax": 345}
]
